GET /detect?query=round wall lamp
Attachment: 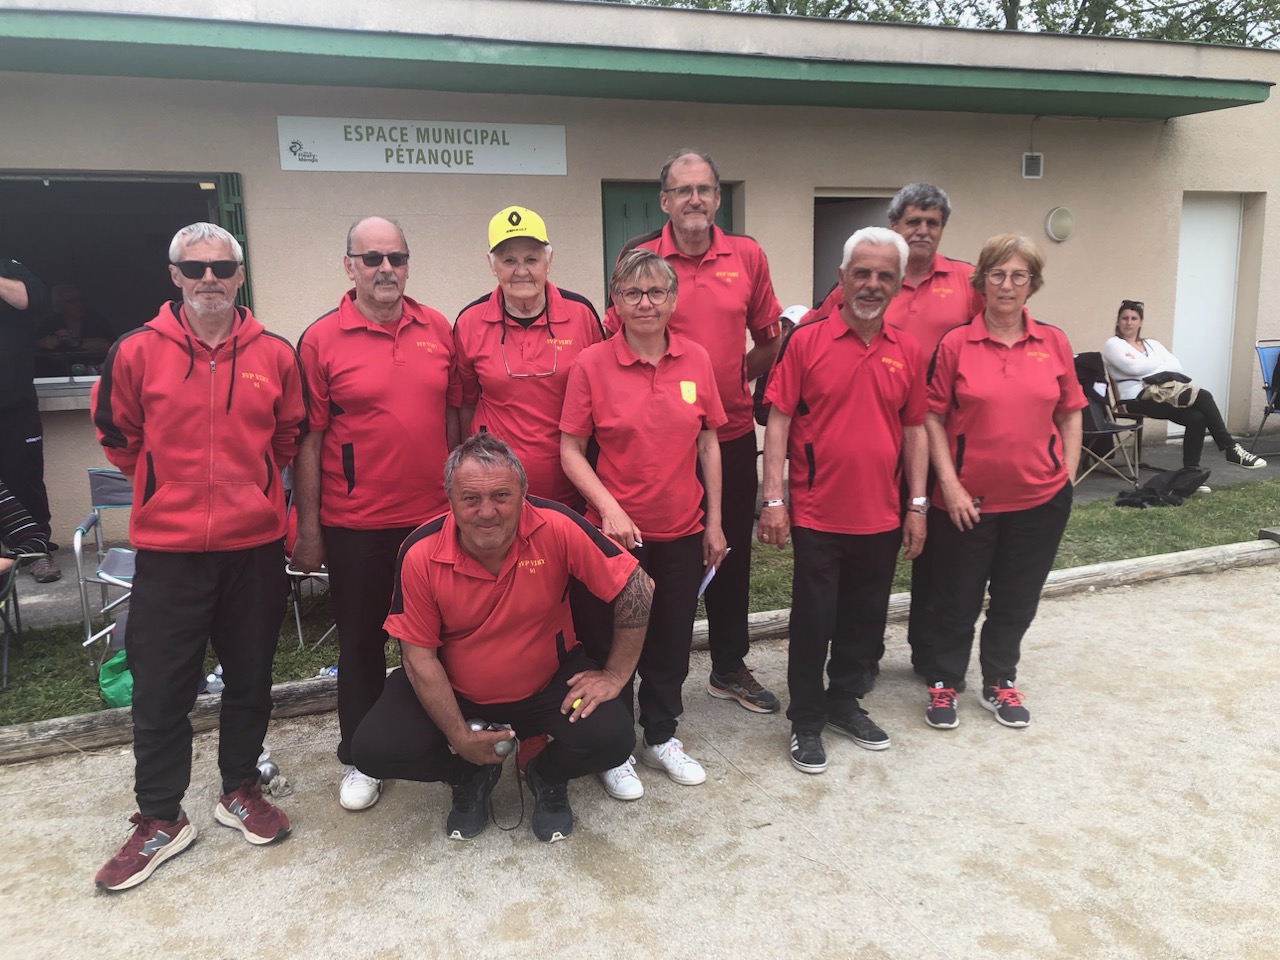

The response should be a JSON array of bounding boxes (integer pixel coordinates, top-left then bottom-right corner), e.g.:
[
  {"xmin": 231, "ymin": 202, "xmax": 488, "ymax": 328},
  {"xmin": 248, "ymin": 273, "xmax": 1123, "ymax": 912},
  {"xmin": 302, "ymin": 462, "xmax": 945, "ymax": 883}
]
[{"xmin": 1045, "ymin": 206, "xmax": 1075, "ymax": 242}]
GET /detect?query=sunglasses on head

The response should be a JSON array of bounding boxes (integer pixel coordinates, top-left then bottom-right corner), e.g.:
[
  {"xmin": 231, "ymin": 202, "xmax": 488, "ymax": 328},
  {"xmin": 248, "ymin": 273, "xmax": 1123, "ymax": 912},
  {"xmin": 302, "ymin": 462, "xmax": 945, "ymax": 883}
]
[
  {"xmin": 173, "ymin": 260, "xmax": 240, "ymax": 280},
  {"xmin": 1121, "ymin": 299, "xmax": 1144, "ymax": 310},
  {"xmin": 349, "ymin": 251, "xmax": 410, "ymax": 268}
]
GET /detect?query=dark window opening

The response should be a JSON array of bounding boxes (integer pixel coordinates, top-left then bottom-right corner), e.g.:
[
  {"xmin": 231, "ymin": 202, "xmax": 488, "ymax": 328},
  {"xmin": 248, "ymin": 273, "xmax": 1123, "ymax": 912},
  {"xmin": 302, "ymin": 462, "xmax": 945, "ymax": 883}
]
[{"xmin": 0, "ymin": 174, "xmax": 247, "ymax": 391}]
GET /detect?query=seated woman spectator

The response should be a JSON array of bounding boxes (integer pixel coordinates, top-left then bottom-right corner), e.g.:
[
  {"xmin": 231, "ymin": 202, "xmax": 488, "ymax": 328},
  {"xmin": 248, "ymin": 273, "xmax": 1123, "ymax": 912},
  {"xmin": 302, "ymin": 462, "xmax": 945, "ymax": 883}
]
[
  {"xmin": 560, "ymin": 248, "xmax": 727, "ymax": 801},
  {"xmin": 1103, "ymin": 299, "xmax": 1266, "ymax": 470},
  {"xmin": 920, "ymin": 234, "xmax": 1082, "ymax": 730}
]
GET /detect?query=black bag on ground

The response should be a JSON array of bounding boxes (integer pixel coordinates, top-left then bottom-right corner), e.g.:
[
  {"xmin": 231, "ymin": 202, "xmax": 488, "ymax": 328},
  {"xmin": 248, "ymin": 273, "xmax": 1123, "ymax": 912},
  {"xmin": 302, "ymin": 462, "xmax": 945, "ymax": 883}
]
[{"xmin": 1114, "ymin": 466, "xmax": 1211, "ymax": 508}]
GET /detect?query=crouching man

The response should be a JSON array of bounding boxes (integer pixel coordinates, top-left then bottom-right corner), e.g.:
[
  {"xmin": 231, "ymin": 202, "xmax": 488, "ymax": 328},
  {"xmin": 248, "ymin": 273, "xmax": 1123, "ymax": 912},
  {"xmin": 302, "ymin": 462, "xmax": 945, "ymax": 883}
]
[{"xmin": 351, "ymin": 433, "xmax": 653, "ymax": 842}]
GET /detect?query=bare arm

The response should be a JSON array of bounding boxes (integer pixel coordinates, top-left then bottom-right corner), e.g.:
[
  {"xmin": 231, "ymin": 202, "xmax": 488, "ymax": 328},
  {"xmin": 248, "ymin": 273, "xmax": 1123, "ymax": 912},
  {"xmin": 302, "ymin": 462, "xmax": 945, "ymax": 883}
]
[
  {"xmin": 458, "ymin": 402, "xmax": 475, "ymax": 438},
  {"xmin": 926, "ymin": 411, "xmax": 979, "ymax": 532},
  {"xmin": 1055, "ymin": 408, "xmax": 1083, "ymax": 481},
  {"xmin": 560, "ymin": 431, "xmax": 642, "ymax": 549},
  {"xmin": 290, "ymin": 431, "xmax": 325, "ymax": 571},
  {"xmin": 562, "ymin": 564, "xmax": 654, "ymax": 720},
  {"xmin": 446, "ymin": 405, "xmax": 461, "ymax": 451},
  {"xmin": 900, "ymin": 422, "xmax": 928, "ymax": 560},
  {"xmin": 401, "ymin": 643, "xmax": 511, "ymax": 765},
  {"xmin": 696, "ymin": 428, "xmax": 727, "ymax": 569},
  {"xmin": 758, "ymin": 405, "xmax": 792, "ymax": 548},
  {"xmin": 0, "ymin": 276, "xmax": 29, "ymax": 311},
  {"xmin": 745, "ymin": 334, "xmax": 781, "ymax": 381}
]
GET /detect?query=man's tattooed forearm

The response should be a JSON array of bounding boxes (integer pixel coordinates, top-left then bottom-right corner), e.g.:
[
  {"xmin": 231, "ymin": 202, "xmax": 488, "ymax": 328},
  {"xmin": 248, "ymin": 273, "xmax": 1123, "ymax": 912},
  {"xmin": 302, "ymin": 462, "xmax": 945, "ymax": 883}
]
[{"xmin": 613, "ymin": 567, "xmax": 654, "ymax": 630}]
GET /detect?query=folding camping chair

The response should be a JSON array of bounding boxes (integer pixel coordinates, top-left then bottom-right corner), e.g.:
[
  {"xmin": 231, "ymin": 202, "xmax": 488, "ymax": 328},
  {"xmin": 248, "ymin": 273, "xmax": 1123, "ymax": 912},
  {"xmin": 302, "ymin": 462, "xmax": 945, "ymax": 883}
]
[
  {"xmin": 1246, "ymin": 339, "xmax": 1280, "ymax": 456},
  {"xmin": 75, "ymin": 468, "xmax": 136, "ymax": 676},
  {"xmin": 282, "ymin": 466, "xmax": 336, "ymax": 650},
  {"xmin": 0, "ymin": 556, "xmax": 22, "ymax": 691},
  {"xmin": 1075, "ymin": 352, "xmax": 1143, "ymax": 487}
]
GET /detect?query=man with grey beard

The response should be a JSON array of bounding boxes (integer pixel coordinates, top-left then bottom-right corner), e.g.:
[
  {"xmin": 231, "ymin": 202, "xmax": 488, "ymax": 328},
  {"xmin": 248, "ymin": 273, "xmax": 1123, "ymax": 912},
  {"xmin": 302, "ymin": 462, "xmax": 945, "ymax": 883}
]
[{"xmin": 91, "ymin": 222, "xmax": 306, "ymax": 892}]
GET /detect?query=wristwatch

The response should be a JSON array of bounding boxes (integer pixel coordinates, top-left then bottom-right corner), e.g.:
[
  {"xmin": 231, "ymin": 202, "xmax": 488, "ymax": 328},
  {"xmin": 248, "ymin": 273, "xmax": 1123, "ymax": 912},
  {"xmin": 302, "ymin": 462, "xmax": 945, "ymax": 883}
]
[
  {"xmin": 763, "ymin": 499, "xmax": 786, "ymax": 508},
  {"xmin": 908, "ymin": 496, "xmax": 929, "ymax": 516}
]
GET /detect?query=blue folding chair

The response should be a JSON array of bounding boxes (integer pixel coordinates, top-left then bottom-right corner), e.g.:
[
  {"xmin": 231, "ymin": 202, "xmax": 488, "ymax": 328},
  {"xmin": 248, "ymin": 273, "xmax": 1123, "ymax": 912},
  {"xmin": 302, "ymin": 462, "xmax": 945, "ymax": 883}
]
[{"xmin": 1247, "ymin": 339, "xmax": 1280, "ymax": 456}]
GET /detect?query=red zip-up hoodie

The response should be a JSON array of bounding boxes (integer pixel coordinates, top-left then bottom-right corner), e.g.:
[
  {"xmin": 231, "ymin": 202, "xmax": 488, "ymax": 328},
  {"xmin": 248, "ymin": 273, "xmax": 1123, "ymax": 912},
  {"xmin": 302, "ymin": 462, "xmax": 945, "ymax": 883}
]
[{"xmin": 92, "ymin": 301, "xmax": 307, "ymax": 552}]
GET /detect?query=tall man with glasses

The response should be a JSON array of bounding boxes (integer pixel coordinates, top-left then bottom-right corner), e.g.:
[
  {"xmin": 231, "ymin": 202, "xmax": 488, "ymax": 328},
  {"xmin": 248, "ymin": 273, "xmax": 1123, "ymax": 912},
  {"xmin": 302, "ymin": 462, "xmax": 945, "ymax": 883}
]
[
  {"xmin": 607, "ymin": 148, "xmax": 784, "ymax": 714},
  {"xmin": 92, "ymin": 222, "xmax": 305, "ymax": 891},
  {"xmin": 293, "ymin": 216, "xmax": 461, "ymax": 812}
]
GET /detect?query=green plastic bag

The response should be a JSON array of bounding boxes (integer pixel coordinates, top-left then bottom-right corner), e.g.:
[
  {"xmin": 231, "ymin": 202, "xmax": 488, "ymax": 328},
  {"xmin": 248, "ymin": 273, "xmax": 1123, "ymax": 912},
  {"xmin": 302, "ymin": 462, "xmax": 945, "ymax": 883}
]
[{"xmin": 99, "ymin": 649, "xmax": 133, "ymax": 708}]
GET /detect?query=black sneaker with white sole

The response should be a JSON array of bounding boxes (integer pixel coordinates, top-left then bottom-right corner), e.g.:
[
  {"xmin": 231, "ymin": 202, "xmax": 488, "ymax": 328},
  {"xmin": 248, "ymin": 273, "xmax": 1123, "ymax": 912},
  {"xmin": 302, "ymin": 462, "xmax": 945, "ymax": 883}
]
[
  {"xmin": 1226, "ymin": 443, "xmax": 1267, "ymax": 469},
  {"xmin": 981, "ymin": 679, "xmax": 1031, "ymax": 728},
  {"xmin": 789, "ymin": 730, "xmax": 827, "ymax": 774},
  {"xmin": 826, "ymin": 704, "xmax": 890, "ymax": 750},
  {"xmin": 446, "ymin": 763, "xmax": 501, "ymax": 840},
  {"xmin": 525, "ymin": 753, "xmax": 573, "ymax": 842}
]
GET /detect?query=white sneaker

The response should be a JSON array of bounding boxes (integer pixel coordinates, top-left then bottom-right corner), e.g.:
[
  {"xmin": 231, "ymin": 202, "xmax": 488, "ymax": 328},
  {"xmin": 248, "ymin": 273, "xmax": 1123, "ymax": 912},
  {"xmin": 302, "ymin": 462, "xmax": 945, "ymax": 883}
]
[
  {"xmin": 638, "ymin": 737, "xmax": 706, "ymax": 785},
  {"xmin": 597, "ymin": 757, "xmax": 644, "ymax": 800},
  {"xmin": 339, "ymin": 765, "xmax": 382, "ymax": 811}
]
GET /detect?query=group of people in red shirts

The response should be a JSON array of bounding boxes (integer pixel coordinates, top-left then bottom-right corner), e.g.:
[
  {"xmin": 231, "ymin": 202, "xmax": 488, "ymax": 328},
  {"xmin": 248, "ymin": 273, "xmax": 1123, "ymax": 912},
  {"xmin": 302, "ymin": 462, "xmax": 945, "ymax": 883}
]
[{"xmin": 91, "ymin": 155, "xmax": 1088, "ymax": 892}]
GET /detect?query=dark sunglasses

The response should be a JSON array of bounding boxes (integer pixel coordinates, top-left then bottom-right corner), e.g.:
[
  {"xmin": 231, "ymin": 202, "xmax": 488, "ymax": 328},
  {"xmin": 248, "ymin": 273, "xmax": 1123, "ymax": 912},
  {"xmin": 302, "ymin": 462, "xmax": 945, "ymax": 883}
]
[
  {"xmin": 173, "ymin": 260, "xmax": 240, "ymax": 280},
  {"xmin": 349, "ymin": 251, "xmax": 410, "ymax": 268}
]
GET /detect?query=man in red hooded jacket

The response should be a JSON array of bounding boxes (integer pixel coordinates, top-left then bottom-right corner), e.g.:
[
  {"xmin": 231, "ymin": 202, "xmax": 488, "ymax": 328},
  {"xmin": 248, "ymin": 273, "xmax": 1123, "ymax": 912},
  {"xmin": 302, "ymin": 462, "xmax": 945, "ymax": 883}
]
[{"xmin": 90, "ymin": 222, "xmax": 306, "ymax": 893}]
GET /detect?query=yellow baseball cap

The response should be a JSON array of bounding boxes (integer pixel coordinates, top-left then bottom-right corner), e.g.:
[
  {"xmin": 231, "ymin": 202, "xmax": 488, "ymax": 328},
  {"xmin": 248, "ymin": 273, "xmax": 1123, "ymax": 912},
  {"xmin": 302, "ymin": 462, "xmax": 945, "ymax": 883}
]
[{"xmin": 488, "ymin": 206, "xmax": 550, "ymax": 251}]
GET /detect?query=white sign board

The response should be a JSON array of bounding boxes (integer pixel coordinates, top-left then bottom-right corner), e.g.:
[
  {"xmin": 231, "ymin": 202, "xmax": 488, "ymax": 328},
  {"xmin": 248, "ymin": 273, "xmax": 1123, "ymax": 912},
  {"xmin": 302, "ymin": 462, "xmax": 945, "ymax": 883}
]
[{"xmin": 277, "ymin": 116, "xmax": 567, "ymax": 176}]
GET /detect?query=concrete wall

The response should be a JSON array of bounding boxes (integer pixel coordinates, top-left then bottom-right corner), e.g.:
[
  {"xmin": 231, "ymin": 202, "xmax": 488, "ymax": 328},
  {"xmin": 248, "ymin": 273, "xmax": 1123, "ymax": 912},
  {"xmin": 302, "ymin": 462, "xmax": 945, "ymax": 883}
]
[{"xmin": 4, "ymin": 3, "xmax": 1280, "ymax": 536}]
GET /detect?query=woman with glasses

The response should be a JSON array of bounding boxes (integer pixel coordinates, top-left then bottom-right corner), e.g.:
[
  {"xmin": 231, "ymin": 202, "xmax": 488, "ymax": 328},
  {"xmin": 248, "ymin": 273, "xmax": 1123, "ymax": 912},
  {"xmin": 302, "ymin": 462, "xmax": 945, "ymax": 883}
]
[
  {"xmin": 1103, "ymin": 299, "xmax": 1265, "ymax": 471},
  {"xmin": 453, "ymin": 206, "xmax": 604, "ymax": 509},
  {"xmin": 919, "ymin": 235, "xmax": 1084, "ymax": 731},
  {"xmin": 560, "ymin": 248, "xmax": 728, "ymax": 801}
]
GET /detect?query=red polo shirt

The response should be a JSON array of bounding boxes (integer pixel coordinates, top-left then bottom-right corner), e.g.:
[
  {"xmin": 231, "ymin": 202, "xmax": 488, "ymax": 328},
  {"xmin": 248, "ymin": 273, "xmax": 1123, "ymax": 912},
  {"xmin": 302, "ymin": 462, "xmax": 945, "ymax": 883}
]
[
  {"xmin": 766, "ymin": 310, "xmax": 925, "ymax": 535},
  {"xmin": 384, "ymin": 498, "xmax": 638, "ymax": 704},
  {"xmin": 454, "ymin": 283, "xmax": 603, "ymax": 506},
  {"xmin": 605, "ymin": 224, "xmax": 781, "ymax": 441},
  {"xmin": 806, "ymin": 255, "xmax": 983, "ymax": 359},
  {"xmin": 298, "ymin": 291, "xmax": 461, "ymax": 528},
  {"xmin": 927, "ymin": 310, "xmax": 1085, "ymax": 514},
  {"xmin": 560, "ymin": 331, "xmax": 727, "ymax": 542}
]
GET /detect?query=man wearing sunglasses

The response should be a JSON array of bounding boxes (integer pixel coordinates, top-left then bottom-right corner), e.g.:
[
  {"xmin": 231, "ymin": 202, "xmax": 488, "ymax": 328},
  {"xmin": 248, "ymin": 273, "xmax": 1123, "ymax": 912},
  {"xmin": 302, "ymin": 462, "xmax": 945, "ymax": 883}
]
[
  {"xmin": 92, "ymin": 222, "xmax": 306, "ymax": 892},
  {"xmin": 606, "ymin": 149, "xmax": 784, "ymax": 717},
  {"xmin": 293, "ymin": 216, "xmax": 461, "ymax": 814}
]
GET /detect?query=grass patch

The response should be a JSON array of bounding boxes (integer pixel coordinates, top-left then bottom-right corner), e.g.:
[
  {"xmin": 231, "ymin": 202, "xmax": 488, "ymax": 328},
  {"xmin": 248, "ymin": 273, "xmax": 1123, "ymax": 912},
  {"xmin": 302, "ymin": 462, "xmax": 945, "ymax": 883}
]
[{"xmin": 4, "ymin": 480, "xmax": 1278, "ymax": 727}]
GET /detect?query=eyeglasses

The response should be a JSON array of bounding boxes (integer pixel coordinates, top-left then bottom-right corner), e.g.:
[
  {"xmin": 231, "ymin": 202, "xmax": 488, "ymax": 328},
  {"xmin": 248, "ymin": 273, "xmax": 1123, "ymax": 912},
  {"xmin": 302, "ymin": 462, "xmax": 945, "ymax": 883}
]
[
  {"xmin": 348, "ymin": 251, "xmax": 410, "ymax": 268},
  {"xmin": 500, "ymin": 316, "xmax": 557, "ymax": 379},
  {"xmin": 617, "ymin": 287, "xmax": 672, "ymax": 306},
  {"xmin": 661, "ymin": 184, "xmax": 718, "ymax": 202},
  {"xmin": 172, "ymin": 260, "xmax": 239, "ymax": 280},
  {"xmin": 1120, "ymin": 299, "xmax": 1144, "ymax": 310},
  {"xmin": 986, "ymin": 270, "xmax": 1033, "ymax": 287}
]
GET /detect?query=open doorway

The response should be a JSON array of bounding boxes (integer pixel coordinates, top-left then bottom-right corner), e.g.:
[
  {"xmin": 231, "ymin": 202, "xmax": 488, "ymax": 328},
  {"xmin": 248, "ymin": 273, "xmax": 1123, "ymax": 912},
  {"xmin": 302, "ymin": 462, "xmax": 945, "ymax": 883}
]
[
  {"xmin": 812, "ymin": 193, "xmax": 892, "ymax": 306},
  {"xmin": 0, "ymin": 173, "xmax": 245, "ymax": 387}
]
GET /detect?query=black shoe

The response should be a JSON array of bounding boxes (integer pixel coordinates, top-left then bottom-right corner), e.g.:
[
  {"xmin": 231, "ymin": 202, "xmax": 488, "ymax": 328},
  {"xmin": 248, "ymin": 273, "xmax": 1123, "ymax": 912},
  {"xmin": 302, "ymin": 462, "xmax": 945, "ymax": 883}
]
[
  {"xmin": 446, "ymin": 763, "xmax": 501, "ymax": 841},
  {"xmin": 789, "ymin": 730, "xmax": 827, "ymax": 774},
  {"xmin": 826, "ymin": 704, "xmax": 890, "ymax": 751},
  {"xmin": 525, "ymin": 754, "xmax": 573, "ymax": 843},
  {"xmin": 707, "ymin": 665, "xmax": 781, "ymax": 714}
]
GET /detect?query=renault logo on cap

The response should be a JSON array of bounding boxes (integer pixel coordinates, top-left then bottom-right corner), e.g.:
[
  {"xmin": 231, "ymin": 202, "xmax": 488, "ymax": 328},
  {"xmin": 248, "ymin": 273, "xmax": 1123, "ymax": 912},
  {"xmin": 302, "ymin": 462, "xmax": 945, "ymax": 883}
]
[{"xmin": 508, "ymin": 211, "xmax": 522, "ymax": 227}]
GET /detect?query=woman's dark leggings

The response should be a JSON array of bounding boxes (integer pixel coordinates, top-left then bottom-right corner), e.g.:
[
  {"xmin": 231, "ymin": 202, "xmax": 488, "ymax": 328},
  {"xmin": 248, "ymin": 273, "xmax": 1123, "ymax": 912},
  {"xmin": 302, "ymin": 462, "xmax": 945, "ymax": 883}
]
[{"xmin": 1123, "ymin": 389, "xmax": 1233, "ymax": 467}]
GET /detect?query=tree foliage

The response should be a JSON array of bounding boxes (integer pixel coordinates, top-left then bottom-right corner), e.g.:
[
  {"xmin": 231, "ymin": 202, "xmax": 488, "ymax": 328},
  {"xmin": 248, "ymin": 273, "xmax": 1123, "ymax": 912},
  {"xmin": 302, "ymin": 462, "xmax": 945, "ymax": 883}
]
[{"xmin": 598, "ymin": 0, "xmax": 1280, "ymax": 48}]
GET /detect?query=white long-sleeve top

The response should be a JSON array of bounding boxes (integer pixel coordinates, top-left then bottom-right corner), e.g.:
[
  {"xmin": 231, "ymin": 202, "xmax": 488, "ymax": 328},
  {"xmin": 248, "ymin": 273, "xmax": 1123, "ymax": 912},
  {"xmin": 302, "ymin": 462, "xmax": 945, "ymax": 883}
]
[{"xmin": 1102, "ymin": 335, "xmax": 1184, "ymax": 401}]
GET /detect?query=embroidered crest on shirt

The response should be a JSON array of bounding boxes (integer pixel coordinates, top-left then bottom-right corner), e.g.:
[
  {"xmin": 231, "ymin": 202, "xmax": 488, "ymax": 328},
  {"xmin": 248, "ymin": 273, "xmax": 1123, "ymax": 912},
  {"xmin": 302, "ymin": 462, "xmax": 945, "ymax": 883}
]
[
  {"xmin": 416, "ymin": 340, "xmax": 439, "ymax": 352},
  {"xmin": 680, "ymin": 381, "xmax": 697, "ymax": 404},
  {"xmin": 1027, "ymin": 350, "xmax": 1050, "ymax": 363},
  {"xmin": 518, "ymin": 558, "xmax": 546, "ymax": 572},
  {"xmin": 880, "ymin": 357, "xmax": 904, "ymax": 373},
  {"xmin": 715, "ymin": 271, "xmax": 739, "ymax": 284},
  {"xmin": 240, "ymin": 372, "xmax": 272, "ymax": 389}
]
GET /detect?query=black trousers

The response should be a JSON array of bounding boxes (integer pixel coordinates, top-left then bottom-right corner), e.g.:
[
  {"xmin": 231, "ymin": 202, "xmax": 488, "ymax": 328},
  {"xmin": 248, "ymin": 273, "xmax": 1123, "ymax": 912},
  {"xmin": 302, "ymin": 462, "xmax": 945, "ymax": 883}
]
[
  {"xmin": 701, "ymin": 431, "xmax": 758, "ymax": 675},
  {"xmin": 128, "ymin": 541, "xmax": 286, "ymax": 819},
  {"xmin": 0, "ymin": 397, "xmax": 50, "ymax": 539},
  {"xmin": 904, "ymin": 466, "xmax": 938, "ymax": 673},
  {"xmin": 351, "ymin": 648, "xmax": 635, "ymax": 786},
  {"xmin": 1123, "ymin": 390, "xmax": 1232, "ymax": 467},
  {"xmin": 321, "ymin": 524, "xmax": 416, "ymax": 765},
  {"xmin": 786, "ymin": 527, "xmax": 900, "ymax": 732},
  {"xmin": 918, "ymin": 481, "xmax": 1072, "ymax": 689},
  {"xmin": 574, "ymin": 532, "xmax": 704, "ymax": 746}
]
